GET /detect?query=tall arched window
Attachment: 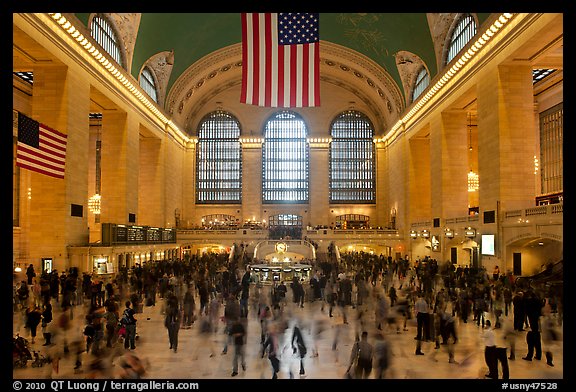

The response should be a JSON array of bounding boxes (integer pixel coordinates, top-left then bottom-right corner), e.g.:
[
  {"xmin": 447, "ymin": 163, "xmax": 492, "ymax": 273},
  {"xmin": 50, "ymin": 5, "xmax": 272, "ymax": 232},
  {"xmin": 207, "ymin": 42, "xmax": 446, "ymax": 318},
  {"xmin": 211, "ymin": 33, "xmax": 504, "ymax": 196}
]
[
  {"xmin": 196, "ymin": 111, "xmax": 242, "ymax": 204},
  {"xmin": 412, "ymin": 67, "xmax": 430, "ymax": 102},
  {"xmin": 263, "ymin": 111, "xmax": 309, "ymax": 203},
  {"xmin": 90, "ymin": 15, "xmax": 123, "ymax": 67},
  {"xmin": 446, "ymin": 14, "xmax": 476, "ymax": 65},
  {"xmin": 139, "ymin": 66, "xmax": 158, "ymax": 103},
  {"xmin": 329, "ymin": 110, "xmax": 375, "ymax": 203}
]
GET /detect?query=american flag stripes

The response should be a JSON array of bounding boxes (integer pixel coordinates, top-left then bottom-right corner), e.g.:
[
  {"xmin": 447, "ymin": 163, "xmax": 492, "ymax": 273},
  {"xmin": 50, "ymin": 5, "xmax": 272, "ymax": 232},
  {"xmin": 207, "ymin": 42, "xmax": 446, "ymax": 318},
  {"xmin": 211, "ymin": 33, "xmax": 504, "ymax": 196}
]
[
  {"xmin": 241, "ymin": 13, "xmax": 320, "ymax": 108},
  {"xmin": 16, "ymin": 112, "xmax": 67, "ymax": 179}
]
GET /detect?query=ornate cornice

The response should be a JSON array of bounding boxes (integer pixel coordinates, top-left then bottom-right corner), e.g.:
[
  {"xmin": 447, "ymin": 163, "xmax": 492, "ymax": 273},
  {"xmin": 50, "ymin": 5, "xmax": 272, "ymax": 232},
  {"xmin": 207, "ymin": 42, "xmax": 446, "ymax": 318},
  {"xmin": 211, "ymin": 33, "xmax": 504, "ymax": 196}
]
[{"xmin": 167, "ymin": 40, "xmax": 404, "ymax": 135}]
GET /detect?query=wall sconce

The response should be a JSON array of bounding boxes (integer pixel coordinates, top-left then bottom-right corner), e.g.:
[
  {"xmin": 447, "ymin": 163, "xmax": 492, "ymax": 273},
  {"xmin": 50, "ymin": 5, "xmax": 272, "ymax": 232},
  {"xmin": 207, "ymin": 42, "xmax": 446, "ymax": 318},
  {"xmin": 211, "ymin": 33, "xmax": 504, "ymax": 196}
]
[
  {"xmin": 410, "ymin": 230, "xmax": 418, "ymax": 238},
  {"xmin": 444, "ymin": 228, "xmax": 454, "ymax": 238},
  {"xmin": 421, "ymin": 229, "xmax": 430, "ymax": 238},
  {"xmin": 88, "ymin": 194, "xmax": 101, "ymax": 214},
  {"xmin": 464, "ymin": 227, "xmax": 476, "ymax": 238}
]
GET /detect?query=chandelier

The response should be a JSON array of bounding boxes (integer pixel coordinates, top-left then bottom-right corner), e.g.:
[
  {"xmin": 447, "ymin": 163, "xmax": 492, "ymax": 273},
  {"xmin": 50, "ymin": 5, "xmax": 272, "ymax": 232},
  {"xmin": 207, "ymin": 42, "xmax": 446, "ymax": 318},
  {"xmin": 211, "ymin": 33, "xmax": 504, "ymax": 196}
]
[
  {"xmin": 88, "ymin": 194, "xmax": 101, "ymax": 214},
  {"xmin": 467, "ymin": 170, "xmax": 479, "ymax": 192}
]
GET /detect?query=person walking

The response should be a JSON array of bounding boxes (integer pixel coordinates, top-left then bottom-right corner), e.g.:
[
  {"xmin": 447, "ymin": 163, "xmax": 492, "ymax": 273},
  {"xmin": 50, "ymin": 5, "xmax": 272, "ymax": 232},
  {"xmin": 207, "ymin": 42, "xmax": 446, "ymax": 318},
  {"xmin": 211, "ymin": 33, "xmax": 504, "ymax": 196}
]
[
  {"xmin": 261, "ymin": 322, "xmax": 281, "ymax": 379},
  {"xmin": 229, "ymin": 317, "xmax": 247, "ymax": 377},
  {"xmin": 291, "ymin": 321, "xmax": 307, "ymax": 376},
  {"xmin": 26, "ymin": 264, "xmax": 36, "ymax": 285},
  {"xmin": 165, "ymin": 292, "xmax": 181, "ymax": 352},
  {"xmin": 25, "ymin": 304, "xmax": 42, "ymax": 344},
  {"xmin": 182, "ymin": 285, "xmax": 195, "ymax": 328},
  {"xmin": 41, "ymin": 300, "xmax": 53, "ymax": 346},
  {"xmin": 120, "ymin": 300, "xmax": 137, "ymax": 350},
  {"xmin": 414, "ymin": 292, "xmax": 430, "ymax": 342},
  {"xmin": 348, "ymin": 331, "xmax": 374, "ymax": 379},
  {"xmin": 482, "ymin": 319, "xmax": 498, "ymax": 379},
  {"xmin": 373, "ymin": 332, "xmax": 391, "ymax": 379}
]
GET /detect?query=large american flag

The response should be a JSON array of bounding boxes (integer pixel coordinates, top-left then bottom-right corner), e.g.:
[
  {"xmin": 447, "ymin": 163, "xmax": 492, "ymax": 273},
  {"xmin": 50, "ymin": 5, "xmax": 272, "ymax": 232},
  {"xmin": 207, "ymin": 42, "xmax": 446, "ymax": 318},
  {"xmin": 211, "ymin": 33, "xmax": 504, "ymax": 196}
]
[
  {"xmin": 16, "ymin": 112, "xmax": 67, "ymax": 179},
  {"xmin": 241, "ymin": 13, "xmax": 320, "ymax": 108}
]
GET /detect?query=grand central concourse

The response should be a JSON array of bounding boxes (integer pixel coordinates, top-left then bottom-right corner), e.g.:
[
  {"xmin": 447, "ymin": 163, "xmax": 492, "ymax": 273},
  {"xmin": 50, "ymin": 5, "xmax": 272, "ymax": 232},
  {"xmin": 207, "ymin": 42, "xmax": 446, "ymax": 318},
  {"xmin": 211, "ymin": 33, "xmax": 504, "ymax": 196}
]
[{"xmin": 12, "ymin": 13, "xmax": 564, "ymax": 382}]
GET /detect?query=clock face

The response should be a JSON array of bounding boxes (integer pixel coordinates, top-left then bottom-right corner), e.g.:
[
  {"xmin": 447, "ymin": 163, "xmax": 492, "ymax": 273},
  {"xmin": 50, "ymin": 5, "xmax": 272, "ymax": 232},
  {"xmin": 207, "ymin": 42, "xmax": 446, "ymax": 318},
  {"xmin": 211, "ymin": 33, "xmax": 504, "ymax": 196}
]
[{"xmin": 275, "ymin": 242, "xmax": 287, "ymax": 253}]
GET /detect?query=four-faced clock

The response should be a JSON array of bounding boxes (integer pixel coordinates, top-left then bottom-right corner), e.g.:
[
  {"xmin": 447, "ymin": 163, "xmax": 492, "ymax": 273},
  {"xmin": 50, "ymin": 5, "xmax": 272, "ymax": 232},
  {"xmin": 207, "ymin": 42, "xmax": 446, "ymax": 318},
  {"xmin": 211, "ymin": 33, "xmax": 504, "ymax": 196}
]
[{"xmin": 275, "ymin": 242, "xmax": 287, "ymax": 253}]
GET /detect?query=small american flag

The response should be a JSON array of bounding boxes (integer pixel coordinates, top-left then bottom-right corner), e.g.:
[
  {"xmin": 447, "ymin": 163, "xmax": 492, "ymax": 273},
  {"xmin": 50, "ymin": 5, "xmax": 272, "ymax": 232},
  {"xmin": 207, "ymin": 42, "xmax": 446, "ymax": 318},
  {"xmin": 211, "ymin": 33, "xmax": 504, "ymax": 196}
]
[
  {"xmin": 16, "ymin": 112, "xmax": 67, "ymax": 179},
  {"xmin": 241, "ymin": 13, "xmax": 320, "ymax": 108}
]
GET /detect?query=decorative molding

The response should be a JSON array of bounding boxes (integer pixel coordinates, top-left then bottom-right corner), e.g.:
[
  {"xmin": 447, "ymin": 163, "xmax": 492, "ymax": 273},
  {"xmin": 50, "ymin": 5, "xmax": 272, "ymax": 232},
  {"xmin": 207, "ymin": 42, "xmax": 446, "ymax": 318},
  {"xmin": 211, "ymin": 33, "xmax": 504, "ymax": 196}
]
[
  {"xmin": 394, "ymin": 50, "xmax": 427, "ymax": 106},
  {"xmin": 143, "ymin": 50, "xmax": 174, "ymax": 108},
  {"xmin": 167, "ymin": 40, "xmax": 403, "ymax": 136},
  {"xmin": 107, "ymin": 13, "xmax": 140, "ymax": 75},
  {"xmin": 426, "ymin": 13, "xmax": 458, "ymax": 73}
]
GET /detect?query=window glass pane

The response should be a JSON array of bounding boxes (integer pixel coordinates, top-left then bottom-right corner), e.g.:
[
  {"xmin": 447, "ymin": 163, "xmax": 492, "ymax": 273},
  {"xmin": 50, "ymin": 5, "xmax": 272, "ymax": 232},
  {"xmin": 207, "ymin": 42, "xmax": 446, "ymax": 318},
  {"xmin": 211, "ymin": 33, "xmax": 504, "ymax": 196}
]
[
  {"xmin": 539, "ymin": 103, "xmax": 563, "ymax": 195},
  {"xmin": 329, "ymin": 110, "xmax": 375, "ymax": 203},
  {"xmin": 90, "ymin": 15, "xmax": 123, "ymax": 67},
  {"xmin": 139, "ymin": 67, "xmax": 158, "ymax": 103},
  {"xmin": 263, "ymin": 111, "xmax": 309, "ymax": 203},
  {"xmin": 412, "ymin": 67, "xmax": 430, "ymax": 101},
  {"xmin": 196, "ymin": 111, "xmax": 242, "ymax": 203},
  {"xmin": 446, "ymin": 14, "xmax": 476, "ymax": 65}
]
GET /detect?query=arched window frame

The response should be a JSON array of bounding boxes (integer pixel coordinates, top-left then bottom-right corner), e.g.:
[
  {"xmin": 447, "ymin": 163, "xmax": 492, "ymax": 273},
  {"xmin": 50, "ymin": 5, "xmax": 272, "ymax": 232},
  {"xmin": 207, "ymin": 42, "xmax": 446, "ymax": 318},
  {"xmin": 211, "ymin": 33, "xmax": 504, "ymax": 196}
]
[
  {"xmin": 139, "ymin": 66, "xmax": 158, "ymax": 103},
  {"xmin": 90, "ymin": 14, "xmax": 125, "ymax": 68},
  {"xmin": 412, "ymin": 67, "xmax": 430, "ymax": 102},
  {"xmin": 445, "ymin": 14, "xmax": 477, "ymax": 66},
  {"xmin": 262, "ymin": 111, "xmax": 309, "ymax": 204},
  {"xmin": 196, "ymin": 110, "xmax": 242, "ymax": 204},
  {"xmin": 329, "ymin": 110, "xmax": 375, "ymax": 204}
]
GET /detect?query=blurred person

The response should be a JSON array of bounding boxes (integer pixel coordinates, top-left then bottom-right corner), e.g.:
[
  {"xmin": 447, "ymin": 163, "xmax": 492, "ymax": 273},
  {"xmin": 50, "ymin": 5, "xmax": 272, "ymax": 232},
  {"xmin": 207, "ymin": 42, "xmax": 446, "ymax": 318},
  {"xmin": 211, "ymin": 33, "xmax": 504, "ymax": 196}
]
[
  {"xmin": 164, "ymin": 292, "xmax": 181, "ymax": 352},
  {"xmin": 347, "ymin": 331, "xmax": 373, "ymax": 379},
  {"xmin": 373, "ymin": 332, "xmax": 391, "ymax": 378},
  {"xmin": 414, "ymin": 292, "xmax": 430, "ymax": 341},
  {"xmin": 25, "ymin": 303, "xmax": 42, "ymax": 344},
  {"xmin": 229, "ymin": 317, "xmax": 247, "ymax": 377},
  {"xmin": 41, "ymin": 299, "xmax": 53, "ymax": 346},
  {"xmin": 182, "ymin": 285, "xmax": 195, "ymax": 328},
  {"xmin": 541, "ymin": 302, "xmax": 560, "ymax": 367},
  {"xmin": 103, "ymin": 305, "xmax": 119, "ymax": 348},
  {"xmin": 116, "ymin": 351, "xmax": 146, "ymax": 379},
  {"xmin": 261, "ymin": 322, "xmax": 281, "ymax": 379},
  {"xmin": 120, "ymin": 300, "xmax": 137, "ymax": 350},
  {"xmin": 291, "ymin": 321, "xmax": 307, "ymax": 376},
  {"xmin": 26, "ymin": 263, "xmax": 36, "ymax": 285},
  {"xmin": 222, "ymin": 294, "xmax": 240, "ymax": 354}
]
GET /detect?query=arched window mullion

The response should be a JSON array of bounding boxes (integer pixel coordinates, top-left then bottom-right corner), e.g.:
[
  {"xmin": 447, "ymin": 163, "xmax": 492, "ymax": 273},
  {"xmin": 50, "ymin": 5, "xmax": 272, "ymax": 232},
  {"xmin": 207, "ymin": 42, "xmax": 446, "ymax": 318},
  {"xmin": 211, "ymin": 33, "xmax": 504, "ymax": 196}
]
[
  {"xmin": 90, "ymin": 15, "xmax": 123, "ymax": 68},
  {"xmin": 196, "ymin": 111, "xmax": 242, "ymax": 204},
  {"xmin": 446, "ymin": 14, "xmax": 477, "ymax": 65},
  {"xmin": 263, "ymin": 111, "xmax": 309, "ymax": 203},
  {"xmin": 329, "ymin": 110, "xmax": 375, "ymax": 204},
  {"xmin": 139, "ymin": 66, "xmax": 158, "ymax": 103}
]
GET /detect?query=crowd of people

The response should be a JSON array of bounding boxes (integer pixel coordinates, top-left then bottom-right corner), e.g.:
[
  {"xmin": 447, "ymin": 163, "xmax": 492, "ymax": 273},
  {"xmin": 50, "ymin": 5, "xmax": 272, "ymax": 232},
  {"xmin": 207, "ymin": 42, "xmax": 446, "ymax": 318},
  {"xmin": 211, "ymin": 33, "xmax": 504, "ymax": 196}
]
[{"xmin": 12, "ymin": 251, "xmax": 563, "ymax": 379}]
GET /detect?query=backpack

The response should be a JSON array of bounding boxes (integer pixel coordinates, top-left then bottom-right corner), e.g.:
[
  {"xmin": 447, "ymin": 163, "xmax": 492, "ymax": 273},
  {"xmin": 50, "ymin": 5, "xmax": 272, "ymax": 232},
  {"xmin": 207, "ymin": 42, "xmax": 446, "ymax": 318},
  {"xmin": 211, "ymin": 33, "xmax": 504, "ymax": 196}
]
[{"xmin": 121, "ymin": 309, "xmax": 135, "ymax": 325}]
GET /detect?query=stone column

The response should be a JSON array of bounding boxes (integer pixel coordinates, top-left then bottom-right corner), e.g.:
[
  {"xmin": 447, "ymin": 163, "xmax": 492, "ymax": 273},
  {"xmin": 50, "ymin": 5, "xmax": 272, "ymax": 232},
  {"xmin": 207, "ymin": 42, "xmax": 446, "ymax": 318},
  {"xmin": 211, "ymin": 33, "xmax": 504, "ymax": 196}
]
[
  {"xmin": 309, "ymin": 140, "xmax": 329, "ymax": 227},
  {"xmin": 23, "ymin": 65, "xmax": 90, "ymax": 271},
  {"xmin": 139, "ymin": 133, "xmax": 165, "ymax": 227},
  {"xmin": 100, "ymin": 110, "xmax": 140, "ymax": 225},
  {"xmin": 477, "ymin": 63, "xmax": 536, "ymax": 213},
  {"xmin": 408, "ymin": 135, "xmax": 431, "ymax": 223},
  {"xmin": 429, "ymin": 110, "xmax": 469, "ymax": 219}
]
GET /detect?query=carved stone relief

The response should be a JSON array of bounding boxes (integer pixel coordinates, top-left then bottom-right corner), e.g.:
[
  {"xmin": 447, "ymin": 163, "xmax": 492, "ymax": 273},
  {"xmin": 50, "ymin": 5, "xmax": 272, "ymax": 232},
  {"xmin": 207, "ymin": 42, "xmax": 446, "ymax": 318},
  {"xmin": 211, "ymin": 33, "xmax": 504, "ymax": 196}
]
[
  {"xmin": 394, "ymin": 50, "xmax": 427, "ymax": 106},
  {"xmin": 143, "ymin": 50, "xmax": 174, "ymax": 108},
  {"xmin": 105, "ymin": 13, "xmax": 141, "ymax": 74}
]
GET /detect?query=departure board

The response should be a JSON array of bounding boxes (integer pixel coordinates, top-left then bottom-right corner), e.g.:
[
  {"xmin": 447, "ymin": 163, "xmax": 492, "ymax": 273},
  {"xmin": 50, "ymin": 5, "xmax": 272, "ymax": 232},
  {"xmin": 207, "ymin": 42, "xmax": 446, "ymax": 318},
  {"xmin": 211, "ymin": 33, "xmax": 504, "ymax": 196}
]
[{"xmin": 101, "ymin": 223, "xmax": 176, "ymax": 245}]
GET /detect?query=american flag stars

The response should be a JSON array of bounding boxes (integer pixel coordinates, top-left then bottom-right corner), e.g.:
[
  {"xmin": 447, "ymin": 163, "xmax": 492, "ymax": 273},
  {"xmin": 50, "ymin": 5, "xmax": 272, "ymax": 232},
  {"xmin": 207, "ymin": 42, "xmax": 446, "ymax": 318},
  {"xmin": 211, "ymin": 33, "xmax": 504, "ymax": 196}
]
[{"xmin": 278, "ymin": 13, "xmax": 319, "ymax": 45}]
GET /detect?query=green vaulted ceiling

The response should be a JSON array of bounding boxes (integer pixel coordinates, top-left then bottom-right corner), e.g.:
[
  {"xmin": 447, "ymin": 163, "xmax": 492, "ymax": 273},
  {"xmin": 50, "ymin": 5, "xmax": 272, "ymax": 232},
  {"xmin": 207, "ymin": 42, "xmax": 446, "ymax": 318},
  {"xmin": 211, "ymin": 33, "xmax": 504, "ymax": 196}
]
[{"xmin": 75, "ymin": 13, "xmax": 491, "ymax": 99}]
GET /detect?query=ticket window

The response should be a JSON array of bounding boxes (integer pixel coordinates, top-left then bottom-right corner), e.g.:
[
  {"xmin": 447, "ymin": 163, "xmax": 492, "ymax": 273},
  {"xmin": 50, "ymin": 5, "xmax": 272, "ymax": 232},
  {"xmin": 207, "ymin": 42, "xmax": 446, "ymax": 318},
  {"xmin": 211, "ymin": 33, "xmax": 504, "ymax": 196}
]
[{"xmin": 93, "ymin": 256, "xmax": 112, "ymax": 274}]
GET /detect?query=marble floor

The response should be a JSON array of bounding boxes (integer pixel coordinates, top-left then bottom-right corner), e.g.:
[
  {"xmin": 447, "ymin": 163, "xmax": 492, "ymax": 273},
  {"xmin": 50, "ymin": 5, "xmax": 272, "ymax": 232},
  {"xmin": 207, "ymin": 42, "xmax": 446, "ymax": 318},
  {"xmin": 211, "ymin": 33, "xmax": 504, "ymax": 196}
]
[{"xmin": 12, "ymin": 289, "xmax": 564, "ymax": 381}]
